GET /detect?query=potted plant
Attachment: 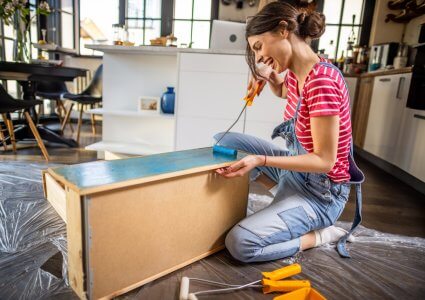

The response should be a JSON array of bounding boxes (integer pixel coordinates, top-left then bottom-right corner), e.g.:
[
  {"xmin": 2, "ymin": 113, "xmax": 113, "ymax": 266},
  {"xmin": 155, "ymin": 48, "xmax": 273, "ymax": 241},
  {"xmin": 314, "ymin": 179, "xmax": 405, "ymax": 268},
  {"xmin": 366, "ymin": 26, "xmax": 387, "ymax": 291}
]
[{"xmin": 0, "ymin": 0, "xmax": 50, "ymax": 62}]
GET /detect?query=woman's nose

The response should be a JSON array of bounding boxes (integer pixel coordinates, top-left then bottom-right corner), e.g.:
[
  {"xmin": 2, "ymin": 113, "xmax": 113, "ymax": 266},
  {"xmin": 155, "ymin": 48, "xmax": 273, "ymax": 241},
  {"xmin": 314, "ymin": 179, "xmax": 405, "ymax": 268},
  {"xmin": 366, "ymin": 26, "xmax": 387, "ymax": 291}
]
[{"xmin": 255, "ymin": 54, "xmax": 263, "ymax": 64}]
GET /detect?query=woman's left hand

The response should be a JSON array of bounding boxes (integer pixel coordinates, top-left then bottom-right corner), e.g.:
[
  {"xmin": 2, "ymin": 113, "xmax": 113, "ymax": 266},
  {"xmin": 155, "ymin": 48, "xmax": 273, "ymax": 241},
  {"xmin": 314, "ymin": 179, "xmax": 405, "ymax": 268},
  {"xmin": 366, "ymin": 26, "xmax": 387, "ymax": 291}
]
[{"xmin": 216, "ymin": 155, "xmax": 264, "ymax": 178}]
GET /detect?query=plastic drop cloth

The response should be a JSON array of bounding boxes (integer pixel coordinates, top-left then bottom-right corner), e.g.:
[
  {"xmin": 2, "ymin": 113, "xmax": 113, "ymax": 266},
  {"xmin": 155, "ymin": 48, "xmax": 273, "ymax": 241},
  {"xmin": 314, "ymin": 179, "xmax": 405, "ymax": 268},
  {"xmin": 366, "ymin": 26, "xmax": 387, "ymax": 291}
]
[
  {"xmin": 0, "ymin": 162, "xmax": 75, "ymax": 299},
  {"xmin": 0, "ymin": 161, "xmax": 424, "ymax": 300}
]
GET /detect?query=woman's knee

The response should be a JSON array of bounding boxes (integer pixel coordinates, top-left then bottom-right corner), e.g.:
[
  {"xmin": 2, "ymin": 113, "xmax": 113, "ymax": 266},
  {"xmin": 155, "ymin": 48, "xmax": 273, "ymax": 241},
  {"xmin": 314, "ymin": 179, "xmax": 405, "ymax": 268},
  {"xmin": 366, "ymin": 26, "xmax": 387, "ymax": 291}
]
[
  {"xmin": 213, "ymin": 131, "xmax": 245, "ymax": 148},
  {"xmin": 225, "ymin": 224, "xmax": 263, "ymax": 263}
]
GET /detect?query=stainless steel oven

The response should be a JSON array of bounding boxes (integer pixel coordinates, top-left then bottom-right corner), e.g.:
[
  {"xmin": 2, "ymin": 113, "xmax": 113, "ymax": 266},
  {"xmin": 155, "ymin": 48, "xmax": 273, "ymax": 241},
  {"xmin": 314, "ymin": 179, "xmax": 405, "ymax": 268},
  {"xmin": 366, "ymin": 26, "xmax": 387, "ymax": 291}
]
[{"xmin": 406, "ymin": 44, "xmax": 425, "ymax": 110}]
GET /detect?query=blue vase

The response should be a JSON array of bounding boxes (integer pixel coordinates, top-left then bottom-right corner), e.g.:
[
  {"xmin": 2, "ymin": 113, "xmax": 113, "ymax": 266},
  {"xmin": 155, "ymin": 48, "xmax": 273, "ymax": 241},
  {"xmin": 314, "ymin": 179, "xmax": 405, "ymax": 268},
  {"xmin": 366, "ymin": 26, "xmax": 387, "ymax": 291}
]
[{"xmin": 161, "ymin": 87, "xmax": 175, "ymax": 114}]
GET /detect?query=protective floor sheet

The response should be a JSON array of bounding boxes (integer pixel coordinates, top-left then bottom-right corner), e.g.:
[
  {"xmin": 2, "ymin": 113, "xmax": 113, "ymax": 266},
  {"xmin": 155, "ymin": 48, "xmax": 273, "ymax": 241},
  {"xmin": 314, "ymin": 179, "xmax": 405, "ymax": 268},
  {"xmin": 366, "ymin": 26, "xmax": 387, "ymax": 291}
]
[{"xmin": 0, "ymin": 162, "xmax": 424, "ymax": 299}]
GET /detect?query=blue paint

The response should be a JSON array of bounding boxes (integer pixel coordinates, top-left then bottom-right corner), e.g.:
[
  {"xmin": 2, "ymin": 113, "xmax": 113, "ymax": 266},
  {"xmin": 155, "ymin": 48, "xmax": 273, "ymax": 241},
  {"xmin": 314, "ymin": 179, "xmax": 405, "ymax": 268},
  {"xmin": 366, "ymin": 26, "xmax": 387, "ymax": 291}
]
[
  {"xmin": 52, "ymin": 147, "xmax": 246, "ymax": 190},
  {"xmin": 213, "ymin": 145, "xmax": 237, "ymax": 158}
]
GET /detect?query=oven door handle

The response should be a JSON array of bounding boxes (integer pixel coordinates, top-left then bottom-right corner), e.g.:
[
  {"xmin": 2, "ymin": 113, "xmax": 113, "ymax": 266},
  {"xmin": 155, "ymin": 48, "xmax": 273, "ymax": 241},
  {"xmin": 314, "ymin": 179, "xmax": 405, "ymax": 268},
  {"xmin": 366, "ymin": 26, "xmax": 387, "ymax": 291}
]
[
  {"xmin": 414, "ymin": 114, "xmax": 425, "ymax": 120},
  {"xmin": 396, "ymin": 77, "xmax": 405, "ymax": 99}
]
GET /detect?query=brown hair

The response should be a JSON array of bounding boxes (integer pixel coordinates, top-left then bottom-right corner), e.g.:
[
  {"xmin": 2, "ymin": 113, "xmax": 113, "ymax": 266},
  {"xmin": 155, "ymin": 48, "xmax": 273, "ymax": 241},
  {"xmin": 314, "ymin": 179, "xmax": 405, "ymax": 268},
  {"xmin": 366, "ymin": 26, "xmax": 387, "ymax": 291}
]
[{"xmin": 246, "ymin": 1, "xmax": 326, "ymax": 79}]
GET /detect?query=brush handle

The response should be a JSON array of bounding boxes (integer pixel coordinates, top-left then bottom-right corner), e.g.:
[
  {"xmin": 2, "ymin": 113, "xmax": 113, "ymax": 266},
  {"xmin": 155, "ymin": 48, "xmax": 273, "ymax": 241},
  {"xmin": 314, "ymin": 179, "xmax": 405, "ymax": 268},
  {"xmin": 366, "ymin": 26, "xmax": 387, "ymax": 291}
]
[{"xmin": 179, "ymin": 277, "xmax": 190, "ymax": 300}]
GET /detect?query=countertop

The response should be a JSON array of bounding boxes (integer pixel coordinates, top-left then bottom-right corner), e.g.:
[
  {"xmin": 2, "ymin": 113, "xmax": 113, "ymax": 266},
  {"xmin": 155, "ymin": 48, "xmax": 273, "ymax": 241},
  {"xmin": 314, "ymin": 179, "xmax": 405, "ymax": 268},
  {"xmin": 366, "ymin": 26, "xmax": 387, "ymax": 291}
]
[
  {"xmin": 85, "ymin": 44, "xmax": 245, "ymax": 56},
  {"xmin": 344, "ymin": 66, "xmax": 413, "ymax": 78}
]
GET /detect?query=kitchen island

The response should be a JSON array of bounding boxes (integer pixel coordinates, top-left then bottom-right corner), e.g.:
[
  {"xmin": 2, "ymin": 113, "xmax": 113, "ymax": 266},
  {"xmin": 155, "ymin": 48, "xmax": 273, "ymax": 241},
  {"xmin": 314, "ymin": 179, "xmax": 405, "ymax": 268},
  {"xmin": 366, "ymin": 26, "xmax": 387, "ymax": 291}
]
[{"xmin": 85, "ymin": 45, "xmax": 286, "ymax": 159}]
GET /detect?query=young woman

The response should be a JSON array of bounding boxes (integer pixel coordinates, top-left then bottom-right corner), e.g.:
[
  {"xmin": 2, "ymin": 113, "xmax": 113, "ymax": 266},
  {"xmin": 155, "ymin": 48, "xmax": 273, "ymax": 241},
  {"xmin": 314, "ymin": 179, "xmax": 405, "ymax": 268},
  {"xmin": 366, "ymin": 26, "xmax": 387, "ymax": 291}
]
[{"xmin": 214, "ymin": 2, "xmax": 364, "ymax": 262}]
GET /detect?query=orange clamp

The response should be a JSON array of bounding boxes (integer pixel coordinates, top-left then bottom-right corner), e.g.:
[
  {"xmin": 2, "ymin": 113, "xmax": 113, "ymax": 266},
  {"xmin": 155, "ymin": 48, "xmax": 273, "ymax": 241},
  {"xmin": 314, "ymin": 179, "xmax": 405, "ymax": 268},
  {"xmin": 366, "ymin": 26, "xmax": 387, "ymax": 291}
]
[
  {"xmin": 262, "ymin": 263, "xmax": 302, "ymax": 281},
  {"xmin": 243, "ymin": 81, "xmax": 265, "ymax": 106},
  {"xmin": 273, "ymin": 287, "xmax": 327, "ymax": 300},
  {"xmin": 262, "ymin": 279, "xmax": 311, "ymax": 294}
]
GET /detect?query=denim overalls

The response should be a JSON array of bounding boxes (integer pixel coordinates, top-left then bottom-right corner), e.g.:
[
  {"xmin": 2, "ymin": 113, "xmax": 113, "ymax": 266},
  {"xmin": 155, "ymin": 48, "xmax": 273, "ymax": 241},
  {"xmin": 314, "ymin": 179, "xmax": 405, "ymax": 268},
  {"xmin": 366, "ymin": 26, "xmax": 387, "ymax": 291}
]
[{"xmin": 214, "ymin": 62, "xmax": 364, "ymax": 262}]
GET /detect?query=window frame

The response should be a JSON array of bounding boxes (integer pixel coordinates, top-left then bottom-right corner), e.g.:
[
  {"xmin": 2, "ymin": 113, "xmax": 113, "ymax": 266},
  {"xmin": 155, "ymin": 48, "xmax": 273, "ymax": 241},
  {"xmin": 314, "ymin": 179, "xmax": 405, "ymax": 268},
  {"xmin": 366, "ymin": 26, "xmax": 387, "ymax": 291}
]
[
  {"xmin": 125, "ymin": 0, "xmax": 162, "ymax": 46},
  {"xmin": 0, "ymin": 0, "xmax": 38, "ymax": 95},
  {"xmin": 171, "ymin": 0, "xmax": 218, "ymax": 49},
  {"xmin": 47, "ymin": 0, "xmax": 76, "ymax": 50},
  {"xmin": 315, "ymin": 0, "xmax": 375, "ymax": 60}
]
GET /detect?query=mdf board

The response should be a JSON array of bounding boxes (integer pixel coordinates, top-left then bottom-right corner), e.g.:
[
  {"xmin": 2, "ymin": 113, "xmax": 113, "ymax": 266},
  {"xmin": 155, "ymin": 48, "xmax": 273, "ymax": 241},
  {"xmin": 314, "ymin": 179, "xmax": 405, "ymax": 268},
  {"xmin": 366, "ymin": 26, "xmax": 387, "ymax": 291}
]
[
  {"xmin": 352, "ymin": 77, "xmax": 374, "ymax": 148},
  {"xmin": 42, "ymin": 148, "xmax": 249, "ymax": 299}
]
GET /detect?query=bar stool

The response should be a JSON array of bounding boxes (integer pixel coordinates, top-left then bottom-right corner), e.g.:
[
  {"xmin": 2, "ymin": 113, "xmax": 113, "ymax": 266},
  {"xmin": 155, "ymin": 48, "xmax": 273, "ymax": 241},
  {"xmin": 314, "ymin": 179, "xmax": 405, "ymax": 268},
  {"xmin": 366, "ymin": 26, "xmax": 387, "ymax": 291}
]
[
  {"xmin": 0, "ymin": 83, "xmax": 50, "ymax": 161},
  {"xmin": 62, "ymin": 64, "xmax": 102, "ymax": 144}
]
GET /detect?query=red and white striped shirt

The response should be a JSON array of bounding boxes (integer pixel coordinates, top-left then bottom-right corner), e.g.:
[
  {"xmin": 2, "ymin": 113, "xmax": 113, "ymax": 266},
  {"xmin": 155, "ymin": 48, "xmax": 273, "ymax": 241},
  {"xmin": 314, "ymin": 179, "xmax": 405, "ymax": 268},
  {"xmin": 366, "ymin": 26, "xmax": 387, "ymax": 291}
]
[{"xmin": 283, "ymin": 59, "xmax": 352, "ymax": 182}]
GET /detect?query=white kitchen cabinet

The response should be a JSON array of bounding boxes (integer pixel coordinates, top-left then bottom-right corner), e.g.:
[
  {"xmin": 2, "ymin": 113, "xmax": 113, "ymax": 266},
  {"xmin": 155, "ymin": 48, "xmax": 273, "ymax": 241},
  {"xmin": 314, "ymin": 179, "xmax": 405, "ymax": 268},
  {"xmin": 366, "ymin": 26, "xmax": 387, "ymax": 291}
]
[
  {"xmin": 175, "ymin": 116, "xmax": 245, "ymax": 150},
  {"xmin": 394, "ymin": 109, "xmax": 425, "ymax": 182},
  {"xmin": 409, "ymin": 113, "xmax": 425, "ymax": 182},
  {"xmin": 363, "ymin": 73, "xmax": 412, "ymax": 164},
  {"xmin": 244, "ymin": 82, "xmax": 287, "ymax": 145},
  {"xmin": 175, "ymin": 53, "xmax": 249, "ymax": 150}
]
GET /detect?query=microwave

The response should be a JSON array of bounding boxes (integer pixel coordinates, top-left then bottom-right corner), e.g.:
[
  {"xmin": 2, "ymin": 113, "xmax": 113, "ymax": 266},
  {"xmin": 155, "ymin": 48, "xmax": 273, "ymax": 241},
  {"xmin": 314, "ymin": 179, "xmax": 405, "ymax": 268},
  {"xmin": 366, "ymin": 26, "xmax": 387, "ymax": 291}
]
[{"xmin": 368, "ymin": 43, "xmax": 399, "ymax": 71}]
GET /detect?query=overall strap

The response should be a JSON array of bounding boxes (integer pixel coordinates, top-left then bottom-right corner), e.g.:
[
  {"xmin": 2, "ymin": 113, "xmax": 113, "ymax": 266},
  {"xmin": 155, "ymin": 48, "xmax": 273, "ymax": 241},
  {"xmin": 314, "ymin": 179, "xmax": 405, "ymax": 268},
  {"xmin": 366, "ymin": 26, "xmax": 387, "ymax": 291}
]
[
  {"xmin": 294, "ymin": 96, "xmax": 303, "ymax": 120},
  {"xmin": 318, "ymin": 60, "xmax": 364, "ymax": 258},
  {"xmin": 337, "ymin": 183, "xmax": 363, "ymax": 258}
]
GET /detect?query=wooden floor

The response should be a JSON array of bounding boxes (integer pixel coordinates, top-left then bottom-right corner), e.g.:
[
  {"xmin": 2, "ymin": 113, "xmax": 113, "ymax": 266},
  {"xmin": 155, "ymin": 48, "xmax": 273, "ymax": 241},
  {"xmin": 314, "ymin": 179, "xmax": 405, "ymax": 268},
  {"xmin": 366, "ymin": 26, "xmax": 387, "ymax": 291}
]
[
  {"xmin": 1, "ymin": 121, "xmax": 424, "ymax": 239},
  {"xmin": 0, "ymin": 121, "xmax": 100, "ymax": 164},
  {"xmin": 1, "ymin": 122, "xmax": 424, "ymax": 299}
]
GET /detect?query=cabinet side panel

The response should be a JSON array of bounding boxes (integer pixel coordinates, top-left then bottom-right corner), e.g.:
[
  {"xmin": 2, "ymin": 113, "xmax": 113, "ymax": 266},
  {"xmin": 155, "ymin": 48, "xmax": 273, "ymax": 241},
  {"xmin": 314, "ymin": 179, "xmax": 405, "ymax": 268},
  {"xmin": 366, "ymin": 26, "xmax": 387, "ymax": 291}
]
[
  {"xmin": 87, "ymin": 171, "xmax": 249, "ymax": 299},
  {"xmin": 66, "ymin": 187, "xmax": 87, "ymax": 299}
]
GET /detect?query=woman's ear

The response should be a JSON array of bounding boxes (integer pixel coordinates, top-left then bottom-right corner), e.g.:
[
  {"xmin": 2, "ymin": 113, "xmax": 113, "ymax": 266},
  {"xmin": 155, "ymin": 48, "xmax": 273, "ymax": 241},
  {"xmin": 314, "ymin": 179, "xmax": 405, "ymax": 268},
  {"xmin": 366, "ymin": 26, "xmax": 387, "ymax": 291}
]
[
  {"xmin": 280, "ymin": 29, "xmax": 289, "ymax": 39},
  {"xmin": 278, "ymin": 21, "xmax": 289, "ymax": 39}
]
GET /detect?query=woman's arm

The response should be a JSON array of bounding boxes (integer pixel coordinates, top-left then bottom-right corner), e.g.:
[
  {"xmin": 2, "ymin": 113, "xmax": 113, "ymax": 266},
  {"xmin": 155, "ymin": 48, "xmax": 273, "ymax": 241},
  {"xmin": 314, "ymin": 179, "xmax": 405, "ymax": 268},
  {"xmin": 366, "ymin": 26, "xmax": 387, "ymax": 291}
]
[{"xmin": 216, "ymin": 115, "xmax": 339, "ymax": 178}]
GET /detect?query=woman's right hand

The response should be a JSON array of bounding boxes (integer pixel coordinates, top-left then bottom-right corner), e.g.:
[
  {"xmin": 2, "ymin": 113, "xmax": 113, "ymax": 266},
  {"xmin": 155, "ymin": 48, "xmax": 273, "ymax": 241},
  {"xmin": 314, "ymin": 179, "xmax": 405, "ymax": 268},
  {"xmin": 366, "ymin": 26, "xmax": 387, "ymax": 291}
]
[
  {"xmin": 246, "ymin": 60, "xmax": 285, "ymax": 99},
  {"xmin": 246, "ymin": 77, "xmax": 266, "ymax": 99}
]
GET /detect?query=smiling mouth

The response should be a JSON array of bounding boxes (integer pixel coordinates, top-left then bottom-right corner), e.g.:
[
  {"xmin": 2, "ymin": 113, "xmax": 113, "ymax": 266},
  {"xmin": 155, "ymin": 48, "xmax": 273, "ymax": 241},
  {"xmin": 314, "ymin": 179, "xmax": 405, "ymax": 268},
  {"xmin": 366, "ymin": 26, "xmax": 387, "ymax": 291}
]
[{"xmin": 264, "ymin": 57, "xmax": 274, "ymax": 65}]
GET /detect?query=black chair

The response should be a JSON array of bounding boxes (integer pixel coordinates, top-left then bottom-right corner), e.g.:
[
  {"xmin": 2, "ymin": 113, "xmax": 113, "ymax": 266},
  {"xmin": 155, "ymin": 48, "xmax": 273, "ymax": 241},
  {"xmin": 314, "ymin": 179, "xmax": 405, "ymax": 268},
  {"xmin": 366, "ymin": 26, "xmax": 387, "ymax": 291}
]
[
  {"xmin": 62, "ymin": 64, "xmax": 102, "ymax": 144},
  {"xmin": 0, "ymin": 83, "xmax": 49, "ymax": 161},
  {"xmin": 35, "ymin": 80, "xmax": 70, "ymax": 125}
]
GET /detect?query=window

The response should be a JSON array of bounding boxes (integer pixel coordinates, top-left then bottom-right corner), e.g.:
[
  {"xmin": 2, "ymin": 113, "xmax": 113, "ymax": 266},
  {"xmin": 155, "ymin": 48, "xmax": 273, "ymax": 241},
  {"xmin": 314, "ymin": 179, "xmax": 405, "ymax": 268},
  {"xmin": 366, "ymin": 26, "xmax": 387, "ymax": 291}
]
[
  {"xmin": 318, "ymin": 0, "xmax": 365, "ymax": 60},
  {"xmin": 173, "ymin": 0, "xmax": 212, "ymax": 49},
  {"xmin": 48, "ymin": 0, "xmax": 75, "ymax": 50},
  {"xmin": 0, "ymin": 20, "xmax": 19, "ymax": 96},
  {"xmin": 79, "ymin": 0, "xmax": 119, "ymax": 55},
  {"xmin": 0, "ymin": 0, "xmax": 40, "ymax": 96},
  {"xmin": 29, "ymin": 0, "xmax": 40, "ymax": 60},
  {"xmin": 124, "ymin": 0, "xmax": 217, "ymax": 49},
  {"xmin": 126, "ymin": 0, "xmax": 161, "ymax": 46}
]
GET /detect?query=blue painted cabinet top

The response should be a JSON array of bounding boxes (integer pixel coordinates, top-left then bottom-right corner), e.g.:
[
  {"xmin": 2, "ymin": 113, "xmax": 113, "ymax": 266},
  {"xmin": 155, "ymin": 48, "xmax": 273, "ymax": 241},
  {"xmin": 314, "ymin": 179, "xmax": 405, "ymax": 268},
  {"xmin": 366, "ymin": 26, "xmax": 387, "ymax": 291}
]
[{"xmin": 49, "ymin": 147, "xmax": 246, "ymax": 194}]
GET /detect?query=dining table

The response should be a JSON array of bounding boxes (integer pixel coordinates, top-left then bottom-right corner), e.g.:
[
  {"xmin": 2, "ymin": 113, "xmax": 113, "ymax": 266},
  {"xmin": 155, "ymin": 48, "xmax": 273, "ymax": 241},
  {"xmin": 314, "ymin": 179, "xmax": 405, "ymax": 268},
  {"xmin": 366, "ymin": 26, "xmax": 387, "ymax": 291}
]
[{"xmin": 0, "ymin": 61, "xmax": 87, "ymax": 147}]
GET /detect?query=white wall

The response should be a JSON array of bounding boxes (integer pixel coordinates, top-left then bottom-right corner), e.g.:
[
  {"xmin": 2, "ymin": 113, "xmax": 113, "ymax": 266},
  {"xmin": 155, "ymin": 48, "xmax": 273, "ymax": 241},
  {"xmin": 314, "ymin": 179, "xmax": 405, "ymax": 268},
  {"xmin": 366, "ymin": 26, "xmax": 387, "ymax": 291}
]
[
  {"xmin": 403, "ymin": 14, "xmax": 425, "ymax": 45},
  {"xmin": 369, "ymin": 0, "xmax": 405, "ymax": 45},
  {"xmin": 369, "ymin": 0, "xmax": 425, "ymax": 46},
  {"xmin": 218, "ymin": 2, "xmax": 258, "ymax": 22}
]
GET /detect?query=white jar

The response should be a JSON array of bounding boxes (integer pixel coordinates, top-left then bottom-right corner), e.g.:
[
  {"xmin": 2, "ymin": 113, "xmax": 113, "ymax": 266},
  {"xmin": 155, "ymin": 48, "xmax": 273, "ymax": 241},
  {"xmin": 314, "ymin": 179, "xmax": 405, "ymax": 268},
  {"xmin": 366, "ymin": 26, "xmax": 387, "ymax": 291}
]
[{"xmin": 393, "ymin": 56, "xmax": 408, "ymax": 69}]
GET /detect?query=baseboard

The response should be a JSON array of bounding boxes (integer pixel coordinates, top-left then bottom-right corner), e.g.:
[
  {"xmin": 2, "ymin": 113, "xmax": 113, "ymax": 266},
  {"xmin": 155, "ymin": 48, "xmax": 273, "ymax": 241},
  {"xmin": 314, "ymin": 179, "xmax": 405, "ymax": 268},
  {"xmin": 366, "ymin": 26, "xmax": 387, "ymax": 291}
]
[{"xmin": 354, "ymin": 146, "xmax": 425, "ymax": 195}]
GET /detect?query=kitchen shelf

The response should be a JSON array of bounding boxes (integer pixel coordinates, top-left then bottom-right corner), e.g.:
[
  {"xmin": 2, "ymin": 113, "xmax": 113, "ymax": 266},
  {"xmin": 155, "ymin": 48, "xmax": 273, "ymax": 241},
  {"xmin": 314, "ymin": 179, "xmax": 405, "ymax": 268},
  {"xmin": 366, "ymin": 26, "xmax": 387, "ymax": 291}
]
[{"xmin": 86, "ymin": 108, "xmax": 175, "ymax": 119}]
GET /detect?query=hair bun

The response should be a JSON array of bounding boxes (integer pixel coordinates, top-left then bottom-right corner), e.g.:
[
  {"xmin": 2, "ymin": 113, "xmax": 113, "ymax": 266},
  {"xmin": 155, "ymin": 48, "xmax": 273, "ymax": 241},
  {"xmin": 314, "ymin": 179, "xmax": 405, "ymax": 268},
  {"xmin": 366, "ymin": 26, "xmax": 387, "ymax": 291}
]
[
  {"xmin": 298, "ymin": 11, "xmax": 326, "ymax": 40},
  {"xmin": 297, "ymin": 12, "xmax": 307, "ymax": 25}
]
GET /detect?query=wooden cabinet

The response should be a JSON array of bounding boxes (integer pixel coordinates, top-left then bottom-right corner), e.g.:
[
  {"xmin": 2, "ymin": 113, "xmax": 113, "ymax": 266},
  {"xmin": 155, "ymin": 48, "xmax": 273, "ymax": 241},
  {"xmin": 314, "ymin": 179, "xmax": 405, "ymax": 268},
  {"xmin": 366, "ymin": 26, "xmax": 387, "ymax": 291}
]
[
  {"xmin": 363, "ymin": 73, "xmax": 412, "ymax": 164},
  {"xmin": 42, "ymin": 148, "xmax": 249, "ymax": 299},
  {"xmin": 352, "ymin": 76, "xmax": 374, "ymax": 148},
  {"xmin": 345, "ymin": 76, "xmax": 359, "ymax": 113}
]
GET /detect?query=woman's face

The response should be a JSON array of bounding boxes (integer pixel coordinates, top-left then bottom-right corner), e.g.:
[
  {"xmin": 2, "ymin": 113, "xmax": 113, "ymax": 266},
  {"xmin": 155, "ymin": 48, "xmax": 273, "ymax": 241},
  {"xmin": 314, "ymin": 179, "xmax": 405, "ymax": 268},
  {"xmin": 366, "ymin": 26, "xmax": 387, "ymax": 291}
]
[{"xmin": 247, "ymin": 30, "xmax": 291, "ymax": 72}]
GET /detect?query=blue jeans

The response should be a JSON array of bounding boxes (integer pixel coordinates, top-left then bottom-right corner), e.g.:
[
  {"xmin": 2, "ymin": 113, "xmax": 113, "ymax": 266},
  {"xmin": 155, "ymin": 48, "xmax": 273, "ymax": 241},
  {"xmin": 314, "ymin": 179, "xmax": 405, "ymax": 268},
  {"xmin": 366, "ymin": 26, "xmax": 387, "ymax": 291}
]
[{"xmin": 214, "ymin": 132, "xmax": 351, "ymax": 263}]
